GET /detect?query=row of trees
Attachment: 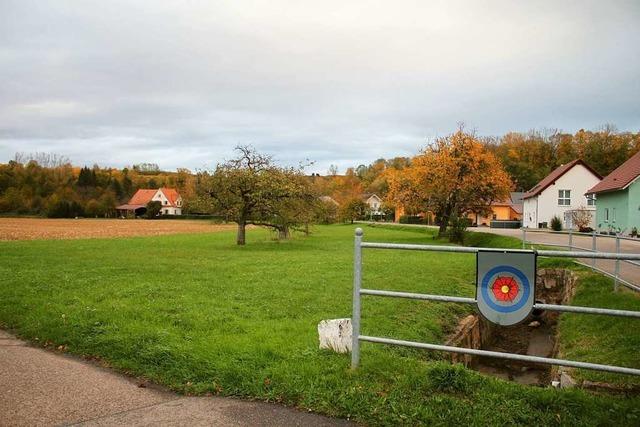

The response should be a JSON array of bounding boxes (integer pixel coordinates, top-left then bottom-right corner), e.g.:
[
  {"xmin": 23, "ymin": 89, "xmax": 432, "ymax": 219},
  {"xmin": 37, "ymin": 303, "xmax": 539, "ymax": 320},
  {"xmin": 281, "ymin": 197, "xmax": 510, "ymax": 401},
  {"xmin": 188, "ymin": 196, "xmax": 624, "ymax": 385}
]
[
  {"xmin": 484, "ymin": 126, "xmax": 640, "ymax": 191},
  {"xmin": 0, "ymin": 160, "xmax": 197, "ymax": 217},
  {"xmin": 336, "ymin": 127, "xmax": 640, "ymax": 200},
  {"xmin": 194, "ymin": 134, "xmax": 511, "ymax": 245},
  {"xmin": 1, "ymin": 126, "xmax": 638, "ymax": 240}
]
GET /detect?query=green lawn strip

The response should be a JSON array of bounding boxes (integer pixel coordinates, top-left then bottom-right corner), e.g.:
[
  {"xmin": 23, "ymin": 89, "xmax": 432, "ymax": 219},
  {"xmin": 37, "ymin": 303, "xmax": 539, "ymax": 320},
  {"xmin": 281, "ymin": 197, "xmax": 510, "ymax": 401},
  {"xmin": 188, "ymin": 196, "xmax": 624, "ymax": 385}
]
[
  {"xmin": 557, "ymin": 270, "xmax": 640, "ymax": 387},
  {"xmin": 0, "ymin": 224, "xmax": 639, "ymax": 425}
]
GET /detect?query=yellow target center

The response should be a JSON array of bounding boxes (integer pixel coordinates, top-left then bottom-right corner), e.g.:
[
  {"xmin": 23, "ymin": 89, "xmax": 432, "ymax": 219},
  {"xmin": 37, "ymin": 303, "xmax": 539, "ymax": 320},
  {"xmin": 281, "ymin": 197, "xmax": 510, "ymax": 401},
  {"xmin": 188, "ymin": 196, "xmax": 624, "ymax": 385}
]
[{"xmin": 501, "ymin": 285, "xmax": 510, "ymax": 294}]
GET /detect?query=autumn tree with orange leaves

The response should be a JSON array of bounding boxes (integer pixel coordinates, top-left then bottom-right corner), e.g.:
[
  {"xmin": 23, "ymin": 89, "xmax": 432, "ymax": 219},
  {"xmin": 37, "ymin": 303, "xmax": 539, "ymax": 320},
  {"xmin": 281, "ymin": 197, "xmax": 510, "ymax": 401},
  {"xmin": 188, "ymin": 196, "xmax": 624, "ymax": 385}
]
[{"xmin": 387, "ymin": 129, "xmax": 512, "ymax": 241}]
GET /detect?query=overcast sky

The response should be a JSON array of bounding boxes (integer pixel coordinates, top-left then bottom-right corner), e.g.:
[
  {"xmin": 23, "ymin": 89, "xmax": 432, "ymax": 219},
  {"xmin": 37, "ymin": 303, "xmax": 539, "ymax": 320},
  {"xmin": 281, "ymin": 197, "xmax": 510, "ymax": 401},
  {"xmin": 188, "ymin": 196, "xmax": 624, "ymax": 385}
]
[{"xmin": 1, "ymin": 1, "xmax": 639, "ymax": 173}]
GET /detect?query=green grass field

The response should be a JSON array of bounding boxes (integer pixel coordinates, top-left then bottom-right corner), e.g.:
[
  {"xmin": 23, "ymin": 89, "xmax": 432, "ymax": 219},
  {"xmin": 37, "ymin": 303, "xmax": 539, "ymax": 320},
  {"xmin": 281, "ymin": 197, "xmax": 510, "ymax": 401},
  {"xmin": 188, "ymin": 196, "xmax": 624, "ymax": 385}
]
[{"xmin": 1, "ymin": 224, "xmax": 639, "ymax": 425}]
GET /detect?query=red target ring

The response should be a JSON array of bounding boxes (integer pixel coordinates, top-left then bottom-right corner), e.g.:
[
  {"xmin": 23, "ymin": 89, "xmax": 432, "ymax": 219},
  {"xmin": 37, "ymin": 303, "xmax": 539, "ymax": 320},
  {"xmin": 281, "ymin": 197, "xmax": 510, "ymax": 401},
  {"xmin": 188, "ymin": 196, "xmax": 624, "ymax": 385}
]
[{"xmin": 491, "ymin": 276, "xmax": 520, "ymax": 302}]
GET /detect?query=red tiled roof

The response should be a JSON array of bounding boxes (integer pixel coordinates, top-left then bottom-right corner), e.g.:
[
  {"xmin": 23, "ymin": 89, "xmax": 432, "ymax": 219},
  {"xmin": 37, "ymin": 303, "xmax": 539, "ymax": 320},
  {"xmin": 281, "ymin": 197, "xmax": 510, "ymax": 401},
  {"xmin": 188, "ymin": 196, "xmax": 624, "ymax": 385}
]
[
  {"xmin": 126, "ymin": 188, "xmax": 182, "ymax": 207},
  {"xmin": 522, "ymin": 159, "xmax": 601, "ymax": 200},
  {"xmin": 159, "ymin": 188, "xmax": 181, "ymax": 207},
  {"xmin": 128, "ymin": 189, "xmax": 157, "ymax": 205},
  {"xmin": 587, "ymin": 150, "xmax": 640, "ymax": 194}
]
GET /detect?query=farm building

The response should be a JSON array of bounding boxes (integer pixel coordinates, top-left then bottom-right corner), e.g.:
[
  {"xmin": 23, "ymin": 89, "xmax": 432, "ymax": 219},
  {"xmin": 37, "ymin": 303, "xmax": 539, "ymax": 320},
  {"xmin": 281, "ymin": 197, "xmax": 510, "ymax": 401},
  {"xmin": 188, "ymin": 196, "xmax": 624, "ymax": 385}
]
[
  {"xmin": 586, "ymin": 150, "xmax": 640, "ymax": 233},
  {"xmin": 116, "ymin": 188, "xmax": 183, "ymax": 217},
  {"xmin": 522, "ymin": 159, "xmax": 601, "ymax": 229},
  {"xmin": 362, "ymin": 193, "xmax": 383, "ymax": 215},
  {"xmin": 468, "ymin": 192, "xmax": 523, "ymax": 226}
]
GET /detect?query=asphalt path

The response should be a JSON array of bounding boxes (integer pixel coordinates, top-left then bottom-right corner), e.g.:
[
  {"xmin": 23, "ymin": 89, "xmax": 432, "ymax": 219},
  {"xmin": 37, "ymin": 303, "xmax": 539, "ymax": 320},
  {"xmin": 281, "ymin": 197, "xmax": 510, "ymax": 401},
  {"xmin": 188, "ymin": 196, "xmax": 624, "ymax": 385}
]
[{"xmin": 0, "ymin": 330, "xmax": 352, "ymax": 427}]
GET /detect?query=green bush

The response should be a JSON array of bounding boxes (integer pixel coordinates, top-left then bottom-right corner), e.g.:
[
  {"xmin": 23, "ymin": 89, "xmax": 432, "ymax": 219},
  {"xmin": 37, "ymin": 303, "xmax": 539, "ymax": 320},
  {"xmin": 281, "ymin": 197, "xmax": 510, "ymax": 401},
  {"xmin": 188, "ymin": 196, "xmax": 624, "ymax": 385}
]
[
  {"xmin": 145, "ymin": 201, "xmax": 162, "ymax": 218},
  {"xmin": 550, "ymin": 215, "xmax": 563, "ymax": 231},
  {"xmin": 448, "ymin": 214, "xmax": 471, "ymax": 243}
]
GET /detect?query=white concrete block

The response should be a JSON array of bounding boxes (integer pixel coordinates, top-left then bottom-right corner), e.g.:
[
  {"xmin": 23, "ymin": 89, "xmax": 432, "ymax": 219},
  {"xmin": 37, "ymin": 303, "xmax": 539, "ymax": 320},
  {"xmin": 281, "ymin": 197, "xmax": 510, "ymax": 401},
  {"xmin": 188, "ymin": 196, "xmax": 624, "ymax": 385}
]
[
  {"xmin": 318, "ymin": 318, "xmax": 352, "ymax": 353},
  {"xmin": 560, "ymin": 371, "xmax": 576, "ymax": 388}
]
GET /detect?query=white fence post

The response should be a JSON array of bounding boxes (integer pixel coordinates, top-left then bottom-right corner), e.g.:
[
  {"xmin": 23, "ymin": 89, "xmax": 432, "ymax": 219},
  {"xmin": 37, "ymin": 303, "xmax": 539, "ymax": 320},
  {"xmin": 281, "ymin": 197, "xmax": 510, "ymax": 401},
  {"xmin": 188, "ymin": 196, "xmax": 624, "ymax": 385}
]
[{"xmin": 568, "ymin": 228, "xmax": 573, "ymax": 250}]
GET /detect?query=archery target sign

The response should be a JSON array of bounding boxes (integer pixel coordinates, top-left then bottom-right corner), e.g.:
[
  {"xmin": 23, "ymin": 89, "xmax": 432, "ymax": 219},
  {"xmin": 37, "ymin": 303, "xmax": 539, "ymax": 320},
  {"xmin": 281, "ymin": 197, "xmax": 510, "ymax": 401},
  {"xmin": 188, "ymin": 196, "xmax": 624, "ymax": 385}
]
[{"xmin": 476, "ymin": 250, "xmax": 536, "ymax": 326}]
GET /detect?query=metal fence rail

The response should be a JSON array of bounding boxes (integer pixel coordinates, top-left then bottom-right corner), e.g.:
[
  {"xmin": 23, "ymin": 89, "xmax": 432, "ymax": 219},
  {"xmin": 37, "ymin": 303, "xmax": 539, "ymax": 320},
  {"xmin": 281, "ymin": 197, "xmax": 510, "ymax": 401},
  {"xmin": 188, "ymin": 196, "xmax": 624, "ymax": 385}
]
[{"xmin": 351, "ymin": 228, "xmax": 640, "ymax": 376}]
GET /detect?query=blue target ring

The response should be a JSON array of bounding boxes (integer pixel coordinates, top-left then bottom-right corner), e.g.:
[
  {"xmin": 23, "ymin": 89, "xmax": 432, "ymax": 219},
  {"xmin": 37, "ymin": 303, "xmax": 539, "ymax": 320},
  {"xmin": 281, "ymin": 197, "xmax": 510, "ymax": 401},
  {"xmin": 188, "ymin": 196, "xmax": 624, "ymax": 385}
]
[{"xmin": 480, "ymin": 265, "xmax": 530, "ymax": 313}]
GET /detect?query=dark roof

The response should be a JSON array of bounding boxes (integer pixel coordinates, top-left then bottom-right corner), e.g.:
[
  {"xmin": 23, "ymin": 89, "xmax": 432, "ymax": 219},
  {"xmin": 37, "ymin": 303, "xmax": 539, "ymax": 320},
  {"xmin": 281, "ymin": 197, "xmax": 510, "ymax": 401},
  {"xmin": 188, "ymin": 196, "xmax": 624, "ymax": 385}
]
[
  {"xmin": 510, "ymin": 192, "xmax": 524, "ymax": 214},
  {"xmin": 116, "ymin": 204, "xmax": 146, "ymax": 210},
  {"xmin": 510, "ymin": 192, "xmax": 524, "ymax": 206},
  {"xmin": 522, "ymin": 159, "xmax": 601, "ymax": 200},
  {"xmin": 587, "ymin": 150, "xmax": 640, "ymax": 194},
  {"xmin": 485, "ymin": 192, "xmax": 523, "ymax": 214}
]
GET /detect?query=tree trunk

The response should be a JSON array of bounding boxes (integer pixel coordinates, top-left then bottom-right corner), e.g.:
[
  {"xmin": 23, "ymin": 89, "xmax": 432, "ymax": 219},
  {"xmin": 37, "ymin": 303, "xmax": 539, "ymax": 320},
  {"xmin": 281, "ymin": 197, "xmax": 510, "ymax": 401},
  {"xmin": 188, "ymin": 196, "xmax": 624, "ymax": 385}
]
[
  {"xmin": 237, "ymin": 221, "xmax": 246, "ymax": 245},
  {"xmin": 438, "ymin": 215, "xmax": 449, "ymax": 237},
  {"xmin": 278, "ymin": 226, "xmax": 289, "ymax": 240}
]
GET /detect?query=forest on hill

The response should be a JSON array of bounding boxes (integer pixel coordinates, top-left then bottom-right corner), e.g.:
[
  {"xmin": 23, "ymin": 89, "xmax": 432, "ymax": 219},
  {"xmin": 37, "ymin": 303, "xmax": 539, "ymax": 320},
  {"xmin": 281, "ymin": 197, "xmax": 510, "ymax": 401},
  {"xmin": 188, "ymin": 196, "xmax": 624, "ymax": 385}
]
[
  {"xmin": 0, "ymin": 154, "xmax": 196, "ymax": 217},
  {"xmin": 1, "ymin": 126, "xmax": 639, "ymax": 218}
]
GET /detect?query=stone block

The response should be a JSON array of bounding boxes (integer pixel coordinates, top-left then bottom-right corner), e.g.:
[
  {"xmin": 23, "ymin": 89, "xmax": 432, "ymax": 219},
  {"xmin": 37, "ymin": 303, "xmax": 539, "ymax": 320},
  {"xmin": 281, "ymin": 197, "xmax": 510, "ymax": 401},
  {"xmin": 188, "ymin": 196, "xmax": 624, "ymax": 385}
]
[{"xmin": 318, "ymin": 318, "xmax": 352, "ymax": 353}]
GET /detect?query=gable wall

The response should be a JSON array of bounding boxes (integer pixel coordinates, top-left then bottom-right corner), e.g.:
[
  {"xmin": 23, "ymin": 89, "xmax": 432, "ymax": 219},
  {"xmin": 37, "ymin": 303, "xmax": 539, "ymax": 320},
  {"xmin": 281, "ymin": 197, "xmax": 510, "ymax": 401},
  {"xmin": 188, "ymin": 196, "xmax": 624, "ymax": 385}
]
[{"xmin": 523, "ymin": 164, "xmax": 600, "ymax": 228}]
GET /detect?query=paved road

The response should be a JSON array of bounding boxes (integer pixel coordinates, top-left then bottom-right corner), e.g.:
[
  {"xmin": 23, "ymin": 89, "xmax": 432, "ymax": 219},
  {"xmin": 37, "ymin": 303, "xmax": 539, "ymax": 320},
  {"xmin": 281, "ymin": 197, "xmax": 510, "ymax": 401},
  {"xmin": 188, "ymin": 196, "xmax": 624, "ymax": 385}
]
[
  {"xmin": 0, "ymin": 331, "xmax": 352, "ymax": 427},
  {"xmin": 471, "ymin": 227, "xmax": 640, "ymax": 290}
]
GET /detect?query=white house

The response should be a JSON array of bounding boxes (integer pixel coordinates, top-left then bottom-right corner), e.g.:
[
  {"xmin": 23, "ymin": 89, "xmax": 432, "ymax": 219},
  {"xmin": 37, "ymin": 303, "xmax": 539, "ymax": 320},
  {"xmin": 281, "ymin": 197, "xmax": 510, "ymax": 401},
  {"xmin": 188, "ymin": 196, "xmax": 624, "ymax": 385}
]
[
  {"xmin": 522, "ymin": 159, "xmax": 601, "ymax": 229},
  {"xmin": 362, "ymin": 193, "xmax": 383, "ymax": 215},
  {"xmin": 116, "ymin": 187, "xmax": 183, "ymax": 217}
]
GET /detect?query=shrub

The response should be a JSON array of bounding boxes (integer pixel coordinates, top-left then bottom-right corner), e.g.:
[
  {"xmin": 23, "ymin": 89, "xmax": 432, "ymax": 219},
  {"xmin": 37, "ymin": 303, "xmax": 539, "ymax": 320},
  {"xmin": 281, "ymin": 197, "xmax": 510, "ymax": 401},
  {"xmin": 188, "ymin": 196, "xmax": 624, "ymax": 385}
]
[
  {"xmin": 448, "ymin": 214, "xmax": 470, "ymax": 243},
  {"xmin": 570, "ymin": 208, "xmax": 592, "ymax": 231},
  {"xmin": 145, "ymin": 201, "xmax": 162, "ymax": 218},
  {"xmin": 631, "ymin": 227, "xmax": 638, "ymax": 238},
  {"xmin": 550, "ymin": 215, "xmax": 563, "ymax": 231},
  {"xmin": 338, "ymin": 198, "xmax": 367, "ymax": 224}
]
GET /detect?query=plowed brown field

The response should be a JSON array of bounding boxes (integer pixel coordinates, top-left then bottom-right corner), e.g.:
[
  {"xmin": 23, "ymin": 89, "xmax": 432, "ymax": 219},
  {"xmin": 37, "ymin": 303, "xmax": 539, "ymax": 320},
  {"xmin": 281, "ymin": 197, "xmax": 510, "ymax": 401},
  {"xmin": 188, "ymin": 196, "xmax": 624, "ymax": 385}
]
[{"xmin": 0, "ymin": 218, "xmax": 237, "ymax": 241}]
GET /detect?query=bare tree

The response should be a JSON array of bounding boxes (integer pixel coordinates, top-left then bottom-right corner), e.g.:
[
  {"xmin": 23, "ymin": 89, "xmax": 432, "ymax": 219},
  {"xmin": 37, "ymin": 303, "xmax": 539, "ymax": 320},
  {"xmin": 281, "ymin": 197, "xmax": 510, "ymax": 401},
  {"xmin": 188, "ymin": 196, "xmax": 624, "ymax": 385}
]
[{"xmin": 13, "ymin": 152, "xmax": 71, "ymax": 168}]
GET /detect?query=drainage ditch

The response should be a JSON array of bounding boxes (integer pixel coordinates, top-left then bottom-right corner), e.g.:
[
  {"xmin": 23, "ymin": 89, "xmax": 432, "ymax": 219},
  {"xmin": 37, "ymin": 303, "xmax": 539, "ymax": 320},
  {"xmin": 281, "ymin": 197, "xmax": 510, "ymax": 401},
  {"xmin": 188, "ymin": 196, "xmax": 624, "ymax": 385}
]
[{"xmin": 446, "ymin": 268, "xmax": 577, "ymax": 386}]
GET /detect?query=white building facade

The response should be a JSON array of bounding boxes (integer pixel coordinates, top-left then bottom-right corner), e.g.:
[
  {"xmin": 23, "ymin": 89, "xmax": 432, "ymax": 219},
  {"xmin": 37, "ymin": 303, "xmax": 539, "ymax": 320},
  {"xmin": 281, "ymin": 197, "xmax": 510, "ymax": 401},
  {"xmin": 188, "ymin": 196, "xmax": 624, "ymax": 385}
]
[
  {"xmin": 152, "ymin": 188, "xmax": 183, "ymax": 216},
  {"xmin": 522, "ymin": 160, "xmax": 601, "ymax": 229},
  {"xmin": 363, "ymin": 194, "xmax": 383, "ymax": 215}
]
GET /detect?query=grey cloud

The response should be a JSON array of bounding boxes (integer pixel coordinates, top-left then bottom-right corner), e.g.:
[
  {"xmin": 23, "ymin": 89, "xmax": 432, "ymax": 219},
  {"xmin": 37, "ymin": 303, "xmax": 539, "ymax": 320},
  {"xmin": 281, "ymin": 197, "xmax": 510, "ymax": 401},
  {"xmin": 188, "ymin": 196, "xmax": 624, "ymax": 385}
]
[{"xmin": 1, "ymin": 0, "xmax": 639, "ymax": 174}]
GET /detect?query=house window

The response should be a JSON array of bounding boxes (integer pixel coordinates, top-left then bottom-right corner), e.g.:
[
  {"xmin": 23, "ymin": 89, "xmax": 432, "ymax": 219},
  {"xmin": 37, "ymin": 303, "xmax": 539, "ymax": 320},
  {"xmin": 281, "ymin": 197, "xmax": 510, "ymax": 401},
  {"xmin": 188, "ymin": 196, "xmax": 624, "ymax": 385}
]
[
  {"xmin": 164, "ymin": 200, "xmax": 168, "ymax": 205},
  {"xmin": 605, "ymin": 208, "xmax": 609, "ymax": 222},
  {"xmin": 586, "ymin": 194, "xmax": 596, "ymax": 206},
  {"xmin": 558, "ymin": 190, "xmax": 571, "ymax": 206},
  {"xmin": 164, "ymin": 209, "xmax": 169, "ymax": 214}
]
